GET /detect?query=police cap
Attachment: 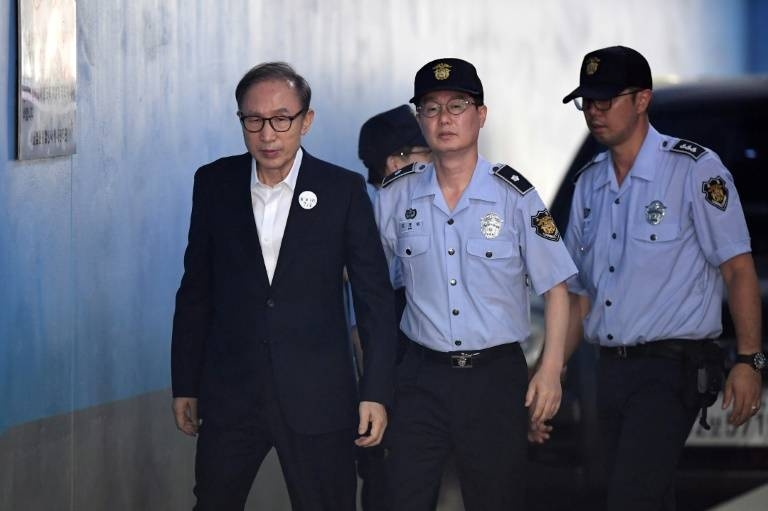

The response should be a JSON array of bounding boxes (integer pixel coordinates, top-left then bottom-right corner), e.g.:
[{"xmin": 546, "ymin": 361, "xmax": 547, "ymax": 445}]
[
  {"xmin": 562, "ymin": 45, "xmax": 652, "ymax": 103},
  {"xmin": 410, "ymin": 58, "xmax": 484, "ymax": 105}
]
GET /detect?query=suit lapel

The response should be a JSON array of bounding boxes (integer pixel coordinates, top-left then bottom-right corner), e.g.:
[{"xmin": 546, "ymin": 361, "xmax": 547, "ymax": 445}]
[
  {"xmin": 271, "ymin": 151, "xmax": 318, "ymax": 287},
  {"xmin": 233, "ymin": 153, "xmax": 271, "ymax": 289}
]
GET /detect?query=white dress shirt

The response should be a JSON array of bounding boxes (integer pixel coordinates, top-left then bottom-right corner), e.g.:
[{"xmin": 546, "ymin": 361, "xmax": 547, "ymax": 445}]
[{"xmin": 251, "ymin": 149, "xmax": 303, "ymax": 283}]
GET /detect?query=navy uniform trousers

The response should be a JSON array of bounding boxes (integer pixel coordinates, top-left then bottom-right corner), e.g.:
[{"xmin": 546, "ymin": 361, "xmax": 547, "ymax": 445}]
[
  {"xmin": 193, "ymin": 342, "xmax": 357, "ymax": 511},
  {"xmin": 598, "ymin": 354, "xmax": 700, "ymax": 511},
  {"xmin": 385, "ymin": 341, "xmax": 529, "ymax": 511}
]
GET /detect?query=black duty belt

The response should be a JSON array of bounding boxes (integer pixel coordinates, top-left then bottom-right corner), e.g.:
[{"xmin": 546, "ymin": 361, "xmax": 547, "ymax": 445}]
[
  {"xmin": 411, "ymin": 341, "xmax": 519, "ymax": 369},
  {"xmin": 600, "ymin": 339, "xmax": 707, "ymax": 361}
]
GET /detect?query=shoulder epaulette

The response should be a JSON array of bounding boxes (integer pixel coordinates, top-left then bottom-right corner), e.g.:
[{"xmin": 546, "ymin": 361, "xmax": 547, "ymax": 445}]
[
  {"xmin": 573, "ymin": 152, "xmax": 606, "ymax": 183},
  {"xmin": 381, "ymin": 163, "xmax": 419, "ymax": 188},
  {"xmin": 668, "ymin": 139, "xmax": 707, "ymax": 161},
  {"xmin": 492, "ymin": 164, "xmax": 534, "ymax": 195}
]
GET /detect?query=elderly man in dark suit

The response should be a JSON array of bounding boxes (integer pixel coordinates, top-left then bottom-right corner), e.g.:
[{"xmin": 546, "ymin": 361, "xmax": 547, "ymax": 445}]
[{"xmin": 171, "ymin": 62, "xmax": 397, "ymax": 511}]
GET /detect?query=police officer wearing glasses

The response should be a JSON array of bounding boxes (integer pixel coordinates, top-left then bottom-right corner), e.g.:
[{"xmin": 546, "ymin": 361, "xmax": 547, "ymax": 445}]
[
  {"xmin": 561, "ymin": 46, "xmax": 764, "ymax": 510},
  {"xmin": 375, "ymin": 58, "xmax": 577, "ymax": 510}
]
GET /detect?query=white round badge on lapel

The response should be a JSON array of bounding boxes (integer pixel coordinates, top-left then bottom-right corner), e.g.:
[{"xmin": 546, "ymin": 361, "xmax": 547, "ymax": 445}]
[{"xmin": 298, "ymin": 191, "xmax": 318, "ymax": 210}]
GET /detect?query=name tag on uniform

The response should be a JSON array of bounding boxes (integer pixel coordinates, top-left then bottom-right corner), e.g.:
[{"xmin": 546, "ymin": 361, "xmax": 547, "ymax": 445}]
[{"xmin": 399, "ymin": 220, "xmax": 423, "ymax": 233}]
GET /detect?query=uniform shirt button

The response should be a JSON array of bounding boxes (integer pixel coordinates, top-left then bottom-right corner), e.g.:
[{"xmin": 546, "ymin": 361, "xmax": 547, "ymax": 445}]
[
  {"xmin": 405, "ymin": 248, "xmax": 412, "ymax": 255},
  {"xmin": 650, "ymin": 234, "xmax": 657, "ymax": 241},
  {"xmin": 605, "ymin": 300, "xmax": 612, "ymax": 307},
  {"xmin": 450, "ymin": 279, "xmax": 457, "ymax": 286},
  {"xmin": 266, "ymin": 298, "xmax": 275, "ymax": 308},
  {"xmin": 485, "ymin": 251, "xmax": 493, "ymax": 258},
  {"xmin": 448, "ymin": 248, "xmax": 456, "ymax": 255},
  {"xmin": 452, "ymin": 309, "xmax": 460, "ymax": 316},
  {"xmin": 454, "ymin": 340, "xmax": 462, "ymax": 346},
  {"xmin": 607, "ymin": 334, "xmax": 614, "ymax": 341},
  {"xmin": 609, "ymin": 266, "xmax": 615, "ymax": 272},
  {"xmin": 614, "ymin": 198, "xmax": 620, "ymax": 204},
  {"xmin": 611, "ymin": 233, "xmax": 617, "ymax": 239},
  {"xmin": 447, "ymin": 218, "xmax": 454, "ymax": 225}
]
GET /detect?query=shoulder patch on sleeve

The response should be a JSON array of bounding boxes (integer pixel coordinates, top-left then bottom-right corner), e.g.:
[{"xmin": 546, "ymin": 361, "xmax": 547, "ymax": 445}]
[
  {"xmin": 669, "ymin": 139, "xmax": 707, "ymax": 161},
  {"xmin": 573, "ymin": 152, "xmax": 605, "ymax": 183},
  {"xmin": 381, "ymin": 163, "xmax": 418, "ymax": 188},
  {"xmin": 492, "ymin": 164, "xmax": 534, "ymax": 195}
]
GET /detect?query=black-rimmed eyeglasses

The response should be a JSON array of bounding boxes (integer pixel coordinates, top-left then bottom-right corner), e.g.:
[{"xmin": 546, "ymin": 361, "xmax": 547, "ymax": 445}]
[
  {"xmin": 574, "ymin": 90, "xmax": 640, "ymax": 112},
  {"xmin": 417, "ymin": 98, "xmax": 476, "ymax": 118},
  {"xmin": 238, "ymin": 109, "xmax": 306, "ymax": 133}
]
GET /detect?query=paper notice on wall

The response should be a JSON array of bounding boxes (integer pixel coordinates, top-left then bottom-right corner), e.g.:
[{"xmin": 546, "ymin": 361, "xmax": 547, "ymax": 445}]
[{"xmin": 17, "ymin": 0, "xmax": 77, "ymax": 160}]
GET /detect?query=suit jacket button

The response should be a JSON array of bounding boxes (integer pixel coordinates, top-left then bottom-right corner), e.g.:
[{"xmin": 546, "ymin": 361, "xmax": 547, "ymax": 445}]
[{"xmin": 266, "ymin": 298, "xmax": 275, "ymax": 308}]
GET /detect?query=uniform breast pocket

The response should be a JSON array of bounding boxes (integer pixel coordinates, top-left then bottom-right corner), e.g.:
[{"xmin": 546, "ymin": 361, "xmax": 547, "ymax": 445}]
[
  {"xmin": 396, "ymin": 235, "xmax": 431, "ymax": 283},
  {"xmin": 396, "ymin": 235, "xmax": 430, "ymax": 259},
  {"xmin": 579, "ymin": 219, "xmax": 597, "ymax": 254},
  {"xmin": 630, "ymin": 222, "xmax": 680, "ymax": 270},
  {"xmin": 466, "ymin": 238, "xmax": 517, "ymax": 261},
  {"xmin": 631, "ymin": 222, "xmax": 680, "ymax": 244},
  {"xmin": 465, "ymin": 239, "xmax": 520, "ymax": 300}
]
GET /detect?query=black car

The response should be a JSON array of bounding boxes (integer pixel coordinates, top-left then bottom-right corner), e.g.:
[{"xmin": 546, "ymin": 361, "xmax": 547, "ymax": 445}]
[{"xmin": 527, "ymin": 75, "xmax": 768, "ymax": 511}]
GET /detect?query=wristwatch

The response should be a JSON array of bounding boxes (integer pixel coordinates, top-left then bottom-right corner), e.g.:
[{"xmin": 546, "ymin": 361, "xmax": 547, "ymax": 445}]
[{"xmin": 735, "ymin": 352, "xmax": 767, "ymax": 372}]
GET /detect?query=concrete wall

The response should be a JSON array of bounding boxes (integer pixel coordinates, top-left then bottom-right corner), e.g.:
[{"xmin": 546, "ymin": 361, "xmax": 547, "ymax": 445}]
[{"xmin": 0, "ymin": 1, "xmax": 756, "ymax": 509}]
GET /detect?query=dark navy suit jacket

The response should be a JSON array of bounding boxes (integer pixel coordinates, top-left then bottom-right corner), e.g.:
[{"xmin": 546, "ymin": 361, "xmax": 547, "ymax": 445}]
[{"xmin": 171, "ymin": 150, "xmax": 396, "ymax": 435}]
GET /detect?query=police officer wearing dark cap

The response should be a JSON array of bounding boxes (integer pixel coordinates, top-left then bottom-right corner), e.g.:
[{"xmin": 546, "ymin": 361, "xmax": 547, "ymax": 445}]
[
  {"xmin": 359, "ymin": 105, "xmax": 432, "ymax": 188},
  {"xmin": 375, "ymin": 57, "xmax": 577, "ymax": 510},
  {"xmin": 561, "ymin": 45, "xmax": 764, "ymax": 510}
]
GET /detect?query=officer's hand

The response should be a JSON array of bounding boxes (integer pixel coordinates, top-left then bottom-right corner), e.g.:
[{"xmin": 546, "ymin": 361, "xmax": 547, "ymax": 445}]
[
  {"xmin": 173, "ymin": 397, "xmax": 200, "ymax": 436},
  {"xmin": 723, "ymin": 364, "xmax": 763, "ymax": 427},
  {"xmin": 526, "ymin": 365, "xmax": 562, "ymax": 424},
  {"xmin": 527, "ymin": 420, "xmax": 553, "ymax": 444},
  {"xmin": 356, "ymin": 401, "xmax": 388, "ymax": 447}
]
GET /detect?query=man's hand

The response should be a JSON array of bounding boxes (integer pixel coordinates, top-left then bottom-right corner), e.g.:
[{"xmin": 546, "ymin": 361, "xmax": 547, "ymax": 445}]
[
  {"xmin": 722, "ymin": 364, "xmax": 763, "ymax": 426},
  {"xmin": 527, "ymin": 420, "xmax": 553, "ymax": 444},
  {"xmin": 173, "ymin": 397, "xmax": 200, "ymax": 436},
  {"xmin": 355, "ymin": 401, "xmax": 388, "ymax": 447},
  {"xmin": 525, "ymin": 366, "xmax": 562, "ymax": 424}
]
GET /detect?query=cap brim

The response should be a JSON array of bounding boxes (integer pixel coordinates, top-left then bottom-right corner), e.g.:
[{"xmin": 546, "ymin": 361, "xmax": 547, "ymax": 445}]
[
  {"xmin": 410, "ymin": 86, "xmax": 482, "ymax": 104},
  {"xmin": 562, "ymin": 84, "xmax": 625, "ymax": 104}
]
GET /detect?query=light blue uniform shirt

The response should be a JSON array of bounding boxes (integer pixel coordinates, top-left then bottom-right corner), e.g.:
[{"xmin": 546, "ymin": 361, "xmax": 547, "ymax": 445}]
[
  {"xmin": 565, "ymin": 126, "xmax": 752, "ymax": 346},
  {"xmin": 375, "ymin": 157, "xmax": 577, "ymax": 352}
]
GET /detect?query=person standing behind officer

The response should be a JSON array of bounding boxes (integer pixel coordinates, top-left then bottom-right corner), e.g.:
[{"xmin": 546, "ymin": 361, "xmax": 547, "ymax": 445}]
[
  {"xmin": 352, "ymin": 104, "xmax": 433, "ymax": 366},
  {"xmin": 359, "ymin": 105, "xmax": 432, "ymax": 191},
  {"xmin": 353, "ymin": 105, "xmax": 432, "ymax": 511},
  {"xmin": 375, "ymin": 58, "xmax": 577, "ymax": 510},
  {"xmin": 171, "ymin": 62, "xmax": 397, "ymax": 511},
  {"xmin": 561, "ymin": 46, "xmax": 764, "ymax": 511}
]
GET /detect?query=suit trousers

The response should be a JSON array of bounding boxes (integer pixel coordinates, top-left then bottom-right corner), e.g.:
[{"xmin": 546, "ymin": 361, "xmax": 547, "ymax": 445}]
[
  {"xmin": 385, "ymin": 342, "xmax": 529, "ymax": 511},
  {"xmin": 193, "ymin": 345, "xmax": 357, "ymax": 511},
  {"xmin": 598, "ymin": 355, "xmax": 699, "ymax": 511}
]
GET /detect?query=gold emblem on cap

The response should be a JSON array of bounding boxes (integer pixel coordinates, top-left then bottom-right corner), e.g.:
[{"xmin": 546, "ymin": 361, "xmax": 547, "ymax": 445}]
[
  {"xmin": 433, "ymin": 63, "xmax": 452, "ymax": 80},
  {"xmin": 585, "ymin": 56, "xmax": 600, "ymax": 75}
]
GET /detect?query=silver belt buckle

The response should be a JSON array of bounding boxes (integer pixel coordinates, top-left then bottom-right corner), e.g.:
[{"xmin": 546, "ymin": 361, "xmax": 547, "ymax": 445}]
[
  {"xmin": 451, "ymin": 352, "xmax": 478, "ymax": 368},
  {"xmin": 617, "ymin": 346, "xmax": 628, "ymax": 359}
]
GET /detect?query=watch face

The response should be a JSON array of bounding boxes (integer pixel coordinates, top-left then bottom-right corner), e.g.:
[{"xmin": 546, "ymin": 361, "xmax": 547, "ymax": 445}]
[{"xmin": 755, "ymin": 352, "xmax": 767, "ymax": 370}]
